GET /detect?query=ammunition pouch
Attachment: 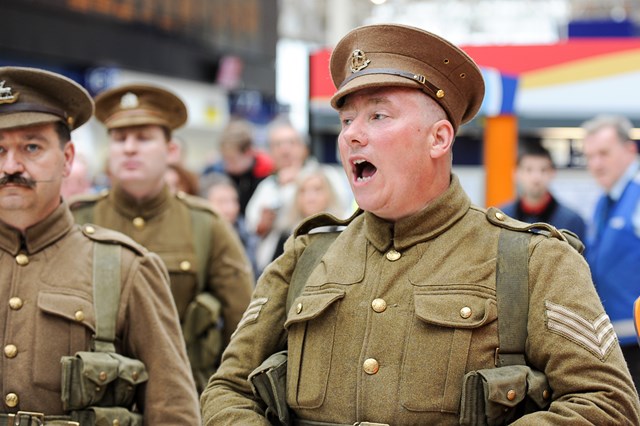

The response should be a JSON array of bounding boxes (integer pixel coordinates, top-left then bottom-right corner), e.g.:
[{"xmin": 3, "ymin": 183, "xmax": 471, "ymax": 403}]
[
  {"xmin": 70, "ymin": 406, "xmax": 143, "ymax": 426},
  {"xmin": 459, "ymin": 365, "xmax": 551, "ymax": 425},
  {"xmin": 182, "ymin": 292, "xmax": 223, "ymax": 390},
  {"xmin": 61, "ymin": 351, "xmax": 148, "ymax": 411},
  {"xmin": 248, "ymin": 350, "xmax": 291, "ymax": 426}
]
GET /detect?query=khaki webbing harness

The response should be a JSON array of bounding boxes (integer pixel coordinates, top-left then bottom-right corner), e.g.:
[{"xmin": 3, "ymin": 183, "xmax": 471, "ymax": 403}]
[
  {"xmin": 287, "ymin": 228, "xmax": 532, "ymax": 367},
  {"xmin": 92, "ymin": 242, "xmax": 121, "ymax": 353}
]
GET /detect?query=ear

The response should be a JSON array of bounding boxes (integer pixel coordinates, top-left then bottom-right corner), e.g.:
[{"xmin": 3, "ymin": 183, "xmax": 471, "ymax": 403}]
[
  {"xmin": 62, "ymin": 142, "xmax": 75, "ymax": 178},
  {"xmin": 167, "ymin": 139, "xmax": 179, "ymax": 162},
  {"xmin": 429, "ymin": 119, "xmax": 455, "ymax": 159}
]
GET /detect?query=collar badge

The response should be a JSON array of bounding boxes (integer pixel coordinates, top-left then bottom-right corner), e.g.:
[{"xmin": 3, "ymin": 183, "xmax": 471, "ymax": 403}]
[
  {"xmin": 120, "ymin": 92, "xmax": 139, "ymax": 109},
  {"xmin": 0, "ymin": 80, "xmax": 19, "ymax": 104},
  {"xmin": 350, "ymin": 49, "xmax": 371, "ymax": 73}
]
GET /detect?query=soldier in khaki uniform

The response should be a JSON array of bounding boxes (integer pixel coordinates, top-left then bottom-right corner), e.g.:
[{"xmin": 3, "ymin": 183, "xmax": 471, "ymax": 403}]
[
  {"xmin": 201, "ymin": 24, "xmax": 640, "ymax": 425},
  {"xmin": 0, "ymin": 67, "xmax": 200, "ymax": 424},
  {"xmin": 69, "ymin": 84, "xmax": 254, "ymax": 391}
]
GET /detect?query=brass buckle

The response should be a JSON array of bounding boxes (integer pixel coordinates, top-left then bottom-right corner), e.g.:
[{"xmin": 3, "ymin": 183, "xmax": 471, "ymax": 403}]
[{"xmin": 12, "ymin": 411, "xmax": 44, "ymax": 426}]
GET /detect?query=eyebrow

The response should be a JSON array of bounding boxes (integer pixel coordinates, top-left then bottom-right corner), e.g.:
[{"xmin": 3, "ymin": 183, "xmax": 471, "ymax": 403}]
[{"xmin": 339, "ymin": 95, "xmax": 391, "ymax": 112}]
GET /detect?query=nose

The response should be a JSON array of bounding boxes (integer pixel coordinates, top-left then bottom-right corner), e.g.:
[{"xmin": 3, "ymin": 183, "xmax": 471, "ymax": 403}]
[
  {"xmin": 1, "ymin": 150, "xmax": 25, "ymax": 175},
  {"xmin": 122, "ymin": 134, "xmax": 138, "ymax": 153},
  {"xmin": 340, "ymin": 117, "xmax": 367, "ymax": 146}
]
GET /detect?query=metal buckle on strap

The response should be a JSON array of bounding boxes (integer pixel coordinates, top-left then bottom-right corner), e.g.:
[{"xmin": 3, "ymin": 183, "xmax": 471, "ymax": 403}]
[{"xmin": 9, "ymin": 411, "xmax": 44, "ymax": 426}]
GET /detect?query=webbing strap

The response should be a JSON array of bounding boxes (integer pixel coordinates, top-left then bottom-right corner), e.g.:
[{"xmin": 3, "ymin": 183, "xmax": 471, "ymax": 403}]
[
  {"xmin": 286, "ymin": 232, "xmax": 339, "ymax": 313},
  {"xmin": 92, "ymin": 242, "xmax": 121, "ymax": 353},
  {"xmin": 495, "ymin": 229, "xmax": 531, "ymax": 367},
  {"xmin": 189, "ymin": 208, "xmax": 212, "ymax": 294}
]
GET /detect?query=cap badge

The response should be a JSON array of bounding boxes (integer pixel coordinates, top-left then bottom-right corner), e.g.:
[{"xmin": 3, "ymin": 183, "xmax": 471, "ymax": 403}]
[
  {"xmin": 120, "ymin": 92, "xmax": 139, "ymax": 109},
  {"xmin": 350, "ymin": 49, "xmax": 371, "ymax": 73},
  {"xmin": 0, "ymin": 81, "xmax": 19, "ymax": 105}
]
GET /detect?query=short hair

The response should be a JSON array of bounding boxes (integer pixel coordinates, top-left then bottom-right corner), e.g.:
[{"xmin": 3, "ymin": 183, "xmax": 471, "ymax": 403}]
[
  {"xmin": 266, "ymin": 118, "xmax": 309, "ymax": 146},
  {"xmin": 199, "ymin": 172, "xmax": 237, "ymax": 199},
  {"xmin": 581, "ymin": 114, "xmax": 633, "ymax": 143},
  {"xmin": 219, "ymin": 119, "xmax": 254, "ymax": 153},
  {"xmin": 517, "ymin": 142, "xmax": 554, "ymax": 168},
  {"xmin": 54, "ymin": 121, "xmax": 71, "ymax": 147}
]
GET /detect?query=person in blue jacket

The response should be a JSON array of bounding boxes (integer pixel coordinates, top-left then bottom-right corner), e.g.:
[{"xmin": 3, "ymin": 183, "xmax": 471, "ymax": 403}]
[
  {"xmin": 501, "ymin": 142, "xmax": 586, "ymax": 240},
  {"xmin": 583, "ymin": 114, "xmax": 640, "ymax": 388}
]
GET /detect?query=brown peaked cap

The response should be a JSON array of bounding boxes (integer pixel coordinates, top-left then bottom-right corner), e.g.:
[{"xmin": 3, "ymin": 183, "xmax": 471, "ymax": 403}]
[
  {"xmin": 94, "ymin": 84, "xmax": 187, "ymax": 130},
  {"xmin": 330, "ymin": 24, "xmax": 485, "ymax": 132},
  {"xmin": 0, "ymin": 66, "xmax": 94, "ymax": 131}
]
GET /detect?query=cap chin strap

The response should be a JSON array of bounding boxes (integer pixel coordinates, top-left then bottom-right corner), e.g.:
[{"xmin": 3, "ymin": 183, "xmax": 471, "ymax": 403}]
[
  {"xmin": 0, "ymin": 102, "xmax": 68, "ymax": 121},
  {"xmin": 338, "ymin": 67, "xmax": 443, "ymax": 99}
]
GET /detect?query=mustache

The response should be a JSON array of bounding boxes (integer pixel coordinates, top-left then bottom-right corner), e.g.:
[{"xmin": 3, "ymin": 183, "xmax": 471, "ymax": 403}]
[{"xmin": 0, "ymin": 173, "xmax": 37, "ymax": 189}]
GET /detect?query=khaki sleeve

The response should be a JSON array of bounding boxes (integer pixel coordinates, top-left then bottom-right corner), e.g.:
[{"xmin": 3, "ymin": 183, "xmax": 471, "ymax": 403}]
[
  {"xmin": 120, "ymin": 250, "xmax": 201, "ymax": 425},
  {"xmin": 207, "ymin": 216, "xmax": 255, "ymax": 343},
  {"xmin": 517, "ymin": 236, "xmax": 640, "ymax": 425},
  {"xmin": 200, "ymin": 234, "xmax": 306, "ymax": 425}
]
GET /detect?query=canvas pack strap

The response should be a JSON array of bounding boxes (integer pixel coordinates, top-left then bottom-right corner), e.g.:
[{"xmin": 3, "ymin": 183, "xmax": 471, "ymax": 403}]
[
  {"xmin": 189, "ymin": 208, "xmax": 212, "ymax": 294},
  {"xmin": 286, "ymin": 232, "xmax": 340, "ymax": 313},
  {"xmin": 92, "ymin": 242, "xmax": 121, "ymax": 353},
  {"xmin": 495, "ymin": 229, "xmax": 531, "ymax": 367}
]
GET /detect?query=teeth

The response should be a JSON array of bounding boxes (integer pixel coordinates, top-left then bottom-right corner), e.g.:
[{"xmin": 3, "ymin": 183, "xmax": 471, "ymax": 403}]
[
  {"xmin": 353, "ymin": 159, "xmax": 365, "ymax": 165},
  {"xmin": 356, "ymin": 176, "xmax": 372, "ymax": 182}
]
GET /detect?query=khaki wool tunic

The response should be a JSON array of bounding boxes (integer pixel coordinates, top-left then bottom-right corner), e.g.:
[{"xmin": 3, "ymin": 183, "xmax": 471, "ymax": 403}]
[
  {"xmin": 70, "ymin": 184, "xmax": 254, "ymax": 344},
  {"xmin": 0, "ymin": 203, "xmax": 200, "ymax": 423},
  {"xmin": 201, "ymin": 175, "xmax": 640, "ymax": 425}
]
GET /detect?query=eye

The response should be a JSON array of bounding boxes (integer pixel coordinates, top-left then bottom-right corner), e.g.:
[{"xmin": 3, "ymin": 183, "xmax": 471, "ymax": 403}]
[
  {"xmin": 25, "ymin": 143, "xmax": 40, "ymax": 153},
  {"xmin": 340, "ymin": 117, "xmax": 353, "ymax": 127},
  {"xmin": 372, "ymin": 113, "xmax": 387, "ymax": 120}
]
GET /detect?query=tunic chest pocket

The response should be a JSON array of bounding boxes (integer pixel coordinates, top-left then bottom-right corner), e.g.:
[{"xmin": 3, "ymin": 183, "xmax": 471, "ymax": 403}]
[
  {"xmin": 284, "ymin": 288, "xmax": 345, "ymax": 409},
  {"xmin": 35, "ymin": 291, "xmax": 95, "ymax": 391},
  {"xmin": 400, "ymin": 290, "xmax": 498, "ymax": 414},
  {"xmin": 160, "ymin": 252, "xmax": 199, "ymax": 319}
]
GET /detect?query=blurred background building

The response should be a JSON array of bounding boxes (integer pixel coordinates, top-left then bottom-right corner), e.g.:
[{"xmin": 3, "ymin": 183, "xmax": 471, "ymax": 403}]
[{"xmin": 3, "ymin": 0, "xmax": 640, "ymax": 214}]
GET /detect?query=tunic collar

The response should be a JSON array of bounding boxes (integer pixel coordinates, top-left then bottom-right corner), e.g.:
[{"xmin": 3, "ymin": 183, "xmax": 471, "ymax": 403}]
[
  {"xmin": 109, "ymin": 183, "xmax": 171, "ymax": 219},
  {"xmin": 0, "ymin": 201, "xmax": 74, "ymax": 255},
  {"xmin": 363, "ymin": 174, "xmax": 471, "ymax": 252}
]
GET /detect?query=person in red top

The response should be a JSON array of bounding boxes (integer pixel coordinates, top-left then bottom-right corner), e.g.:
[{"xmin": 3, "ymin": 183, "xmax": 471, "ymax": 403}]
[{"xmin": 202, "ymin": 119, "xmax": 273, "ymax": 215}]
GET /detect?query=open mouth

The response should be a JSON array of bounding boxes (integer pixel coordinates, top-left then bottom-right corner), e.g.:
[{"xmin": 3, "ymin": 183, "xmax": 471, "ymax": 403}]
[{"xmin": 353, "ymin": 159, "xmax": 377, "ymax": 182}]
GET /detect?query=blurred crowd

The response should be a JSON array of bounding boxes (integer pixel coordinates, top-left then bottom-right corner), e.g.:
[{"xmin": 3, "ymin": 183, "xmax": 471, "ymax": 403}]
[{"xmin": 63, "ymin": 115, "xmax": 355, "ymax": 280}]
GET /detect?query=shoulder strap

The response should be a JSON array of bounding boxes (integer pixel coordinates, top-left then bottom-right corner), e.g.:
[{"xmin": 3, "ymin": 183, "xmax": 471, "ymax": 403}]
[
  {"xmin": 91, "ymin": 242, "xmax": 121, "ymax": 353},
  {"xmin": 286, "ymin": 232, "xmax": 339, "ymax": 313},
  {"xmin": 495, "ymin": 228, "xmax": 531, "ymax": 367},
  {"xmin": 189, "ymin": 208, "xmax": 212, "ymax": 293}
]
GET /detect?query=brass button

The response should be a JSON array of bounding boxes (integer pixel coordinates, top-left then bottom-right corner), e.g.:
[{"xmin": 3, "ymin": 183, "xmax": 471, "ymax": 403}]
[
  {"xmin": 84, "ymin": 225, "xmax": 96, "ymax": 234},
  {"xmin": 113, "ymin": 420, "xmax": 120, "ymax": 426},
  {"xmin": 363, "ymin": 358, "xmax": 379, "ymax": 375},
  {"xmin": 460, "ymin": 306, "xmax": 472, "ymax": 319},
  {"xmin": 495, "ymin": 212, "xmax": 505, "ymax": 221},
  {"xmin": 506, "ymin": 389, "xmax": 516, "ymax": 401},
  {"xmin": 132, "ymin": 217, "xmax": 145, "ymax": 229},
  {"xmin": 296, "ymin": 303, "xmax": 303, "ymax": 314},
  {"xmin": 132, "ymin": 371, "xmax": 139, "ymax": 381},
  {"xmin": 371, "ymin": 298, "xmax": 387, "ymax": 313},
  {"xmin": 99, "ymin": 371, "xmax": 108, "ymax": 382},
  {"xmin": 179, "ymin": 260, "xmax": 191, "ymax": 271},
  {"xmin": 436, "ymin": 89, "xmax": 445, "ymax": 98},
  {"xmin": 386, "ymin": 250, "xmax": 401, "ymax": 261},
  {"xmin": 8, "ymin": 297, "xmax": 23, "ymax": 310},
  {"xmin": 5, "ymin": 392, "xmax": 18, "ymax": 407},
  {"xmin": 75, "ymin": 310, "xmax": 85, "ymax": 322},
  {"xmin": 15, "ymin": 254, "xmax": 29, "ymax": 266},
  {"xmin": 542, "ymin": 389, "xmax": 550, "ymax": 400},
  {"xmin": 4, "ymin": 344, "xmax": 17, "ymax": 358}
]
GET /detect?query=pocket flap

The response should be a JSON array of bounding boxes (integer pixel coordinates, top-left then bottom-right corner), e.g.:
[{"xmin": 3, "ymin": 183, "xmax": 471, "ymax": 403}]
[
  {"xmin": 478, "ymin": 365, "xmax": 529, "ymax": 407},
  {"xmin": 284, "ymin": 289, "xmax": 345, "ymax": 328},
  {"xmin": 526, "ymin": 368, "xmax": 552, "ymax": 409},
  {"xmin": 414, "ymin": 293, "xmax": 497, "ymax": 328},
  {"xmin": 109, "ymin": 353, "xmax": 149, "ymax": 385},
  {"xmin": 160, "ymin": 251, "xmax": 198, "ymax": 275},
  {"xmin": 76, "ymin": 351, "xmax": 119, "ymax": 385},
  {"xmin": 38, "ymin": 291, "xmax": 95, "ymax": 331}
]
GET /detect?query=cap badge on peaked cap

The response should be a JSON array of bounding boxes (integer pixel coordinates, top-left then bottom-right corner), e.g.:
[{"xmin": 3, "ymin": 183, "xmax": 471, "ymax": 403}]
[
  {"xmin": 0, "ymin": 81, "xmax": 19, "ymax": 105},
  {"xmin": 350, "ymin": 50, "xmax": 371, "ymax": 73},
  {"xmin": 120, "ymin": 92, "xmax": 139, "ymax": 109}
]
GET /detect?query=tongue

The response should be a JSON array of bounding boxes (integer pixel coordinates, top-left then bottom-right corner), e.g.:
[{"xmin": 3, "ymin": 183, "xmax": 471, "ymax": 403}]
[{"xmin": 362, "ymin": 162, "xmax": 377, "ymax": 178}]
